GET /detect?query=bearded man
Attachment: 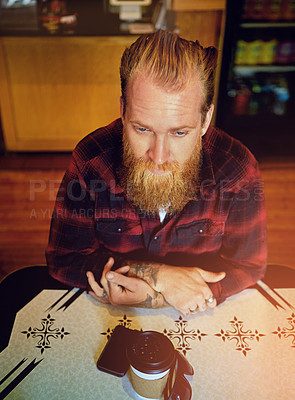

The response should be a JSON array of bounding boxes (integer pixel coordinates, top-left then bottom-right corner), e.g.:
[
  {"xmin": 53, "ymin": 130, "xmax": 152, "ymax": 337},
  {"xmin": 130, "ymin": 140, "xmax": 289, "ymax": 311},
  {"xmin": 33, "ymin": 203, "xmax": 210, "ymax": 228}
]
[{"xmin": 46, "ymin": 30, "xmax": 267, "ymax": 316}]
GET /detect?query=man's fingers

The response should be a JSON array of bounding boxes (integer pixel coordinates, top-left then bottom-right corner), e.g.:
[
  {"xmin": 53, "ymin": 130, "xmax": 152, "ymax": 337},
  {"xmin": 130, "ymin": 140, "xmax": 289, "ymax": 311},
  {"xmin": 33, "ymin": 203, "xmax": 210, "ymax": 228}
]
[
  {"xmin": 87, "ymin": 271, "xmax": 104, "ymax": 295},
  {"xmin": 106, "ymin": 270, "xmax": 136, "ymax": 291},
  {"xmin": 104, "ymin": 257, "xmax": 115, "ymax": 272},
  {"xmin": 100, "ymin": 257, "xmax": 115, "ymax": 294},
  {"xmin": 187, "ymin": 295, "xmax": 215, "ymax": 314},
  {"xmin": 88, "ymin": 290, "xmax": 109, "ymax": 303},
  {"xmin": 115, "ymin": 265, "xmax": 130, "ymax": 275},
  {"xmin": 205, "ymin": 297, "xmax": 217, "ymax": 308},
  {"xmin": 197, "ymin": 269, "xmax": 226, "ymax": 283},
  {"xmin": 86, "ymin": 271, "xmax": 109, "ymax": 303},
  {"xmin": 196, "ymin": 296, "xmax": 216, "ymax": 311}
]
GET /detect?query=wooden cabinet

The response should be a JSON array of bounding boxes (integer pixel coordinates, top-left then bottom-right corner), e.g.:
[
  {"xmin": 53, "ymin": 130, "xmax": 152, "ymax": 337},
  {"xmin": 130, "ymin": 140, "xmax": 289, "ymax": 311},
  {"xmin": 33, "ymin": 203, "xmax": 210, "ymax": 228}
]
[
  {"xmin": 172, "ymin": 0, "xmax": 226, "ymax": 10},
  {"xmin": 0, "ymin": 36, "xmax": 137, "ymax": 151}
]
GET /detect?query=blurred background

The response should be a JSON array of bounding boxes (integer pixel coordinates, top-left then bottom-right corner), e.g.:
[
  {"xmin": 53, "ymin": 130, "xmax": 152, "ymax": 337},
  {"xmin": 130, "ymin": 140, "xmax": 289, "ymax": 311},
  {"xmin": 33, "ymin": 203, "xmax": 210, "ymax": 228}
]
[{"xmin": 0, "ymin": 0, "xmax": 294, "ymax": 280}]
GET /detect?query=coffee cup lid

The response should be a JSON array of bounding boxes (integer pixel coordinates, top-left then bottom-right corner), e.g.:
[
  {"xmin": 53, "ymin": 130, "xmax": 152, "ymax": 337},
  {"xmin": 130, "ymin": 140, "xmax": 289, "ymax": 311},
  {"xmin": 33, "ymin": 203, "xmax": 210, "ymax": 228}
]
[{"xmin": 126, "ymin": 331, "xmax": 175, "ymax": 374}]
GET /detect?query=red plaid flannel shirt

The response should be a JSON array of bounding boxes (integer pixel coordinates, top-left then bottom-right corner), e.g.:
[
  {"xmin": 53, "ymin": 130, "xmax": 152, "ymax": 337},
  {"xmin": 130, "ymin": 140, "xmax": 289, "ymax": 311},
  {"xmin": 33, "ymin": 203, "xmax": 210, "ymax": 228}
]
[{"xmin": 46, "ymin": 118, "xmax": 267, "ymax": 304}]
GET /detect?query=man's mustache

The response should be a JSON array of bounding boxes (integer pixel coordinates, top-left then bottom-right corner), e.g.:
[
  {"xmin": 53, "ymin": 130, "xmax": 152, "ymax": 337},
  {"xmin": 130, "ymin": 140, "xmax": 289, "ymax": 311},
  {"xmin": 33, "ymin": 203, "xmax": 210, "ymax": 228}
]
[{"xmin": 133, "ymin": 158, "xmax": 180, "ymax": 172}]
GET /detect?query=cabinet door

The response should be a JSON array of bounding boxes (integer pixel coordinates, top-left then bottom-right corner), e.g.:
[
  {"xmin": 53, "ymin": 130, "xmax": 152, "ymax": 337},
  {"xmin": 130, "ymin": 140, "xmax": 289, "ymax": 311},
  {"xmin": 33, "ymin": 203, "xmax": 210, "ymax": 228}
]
[{"xmin": 0, "ymin": 36, "xmax": 137, "ymax": 151}]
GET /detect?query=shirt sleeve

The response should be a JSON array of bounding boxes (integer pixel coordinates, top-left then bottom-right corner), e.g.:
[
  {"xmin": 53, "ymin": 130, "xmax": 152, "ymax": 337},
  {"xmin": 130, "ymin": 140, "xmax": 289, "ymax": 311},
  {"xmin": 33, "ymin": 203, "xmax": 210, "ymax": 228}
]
[
  {"xmin": 45, "ymin": 155, "xmax": 110, "ymax": 289},
  {"xmin": 208, "ymin": 165, "xmax": 267, "ymax": 304}
]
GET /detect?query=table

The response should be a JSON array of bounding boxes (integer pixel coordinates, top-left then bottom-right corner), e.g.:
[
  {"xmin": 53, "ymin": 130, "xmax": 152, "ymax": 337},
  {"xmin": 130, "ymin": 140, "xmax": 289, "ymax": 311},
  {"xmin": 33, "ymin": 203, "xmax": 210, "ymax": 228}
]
[{"xmin": 0, "ymin": 265, "xmax": 295, "ymax": 400}]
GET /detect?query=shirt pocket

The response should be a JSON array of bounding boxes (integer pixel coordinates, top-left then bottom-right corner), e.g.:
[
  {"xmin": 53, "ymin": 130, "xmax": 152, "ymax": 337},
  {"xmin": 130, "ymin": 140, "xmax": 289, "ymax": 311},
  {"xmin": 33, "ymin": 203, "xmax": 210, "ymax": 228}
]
[
  {"xmin": 175, "ymin": 219, "xmax": 224, "ymax": 252},
  {"xmin": 96, "ymin": 218, "xmax": 142, "ymax": 250}
]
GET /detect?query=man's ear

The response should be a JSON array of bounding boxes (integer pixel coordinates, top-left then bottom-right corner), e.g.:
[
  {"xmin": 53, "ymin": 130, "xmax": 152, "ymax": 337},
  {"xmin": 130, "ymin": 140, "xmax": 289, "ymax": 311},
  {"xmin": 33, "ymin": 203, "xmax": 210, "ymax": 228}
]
[
  {"xmin": 120, "ymin": 96, "xmax": 125, "ymax": 125},
  {"xmin": 201, "ymin": 104, "xmax": 214, "ymax": 136}
]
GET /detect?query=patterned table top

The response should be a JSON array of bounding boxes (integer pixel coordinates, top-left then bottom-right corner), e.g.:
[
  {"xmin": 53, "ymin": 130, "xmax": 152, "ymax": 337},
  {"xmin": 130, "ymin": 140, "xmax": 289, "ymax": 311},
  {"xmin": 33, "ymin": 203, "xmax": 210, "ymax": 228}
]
[{"xmin": 0, "ymin": 282, "xmax": 295, "ymax": 400}]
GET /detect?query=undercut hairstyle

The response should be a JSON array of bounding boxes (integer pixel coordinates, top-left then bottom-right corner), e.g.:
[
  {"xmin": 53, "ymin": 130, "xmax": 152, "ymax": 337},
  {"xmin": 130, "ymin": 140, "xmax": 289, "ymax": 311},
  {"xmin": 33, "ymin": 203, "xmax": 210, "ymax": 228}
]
[{"xmin": 120, "ymin": 29, "xmax": 218, "ymax": 124}]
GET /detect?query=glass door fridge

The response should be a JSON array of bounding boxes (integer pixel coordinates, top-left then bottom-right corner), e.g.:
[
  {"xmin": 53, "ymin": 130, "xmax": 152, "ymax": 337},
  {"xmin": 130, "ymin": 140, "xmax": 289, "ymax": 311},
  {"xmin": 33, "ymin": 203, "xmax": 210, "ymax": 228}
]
[{"xmin": 216, "ymin": 0, "xmax": 295, "ymax": 158}]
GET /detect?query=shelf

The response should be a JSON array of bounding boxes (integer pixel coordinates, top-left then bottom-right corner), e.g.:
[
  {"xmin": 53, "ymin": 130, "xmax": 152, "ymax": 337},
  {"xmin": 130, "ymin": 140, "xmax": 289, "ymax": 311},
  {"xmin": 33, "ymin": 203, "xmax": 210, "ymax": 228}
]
[
  {"xmin": 240, "ymin": 22, "xmax": 295, "ymax": 29},
  {"xmin": 234, "ymin": 65, "xmax": 295, "ymax": 75}
]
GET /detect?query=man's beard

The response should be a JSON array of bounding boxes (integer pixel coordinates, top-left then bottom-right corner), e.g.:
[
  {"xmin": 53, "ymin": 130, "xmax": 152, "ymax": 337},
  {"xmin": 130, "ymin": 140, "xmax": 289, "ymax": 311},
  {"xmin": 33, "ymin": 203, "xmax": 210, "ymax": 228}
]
[{"xmin": 118, "ymin": 131, "xmax": 202, "ymax": 216}]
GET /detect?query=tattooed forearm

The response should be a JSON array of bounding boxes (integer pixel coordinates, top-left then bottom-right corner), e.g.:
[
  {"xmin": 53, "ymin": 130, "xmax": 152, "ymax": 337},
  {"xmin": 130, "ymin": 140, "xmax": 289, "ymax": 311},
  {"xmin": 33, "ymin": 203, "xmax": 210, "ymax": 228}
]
[
  {"xmin": 128, "ymin": 263, "xmax": 162, "ymax": 290},
  {"xmin": 135, "ymin": 290, "xmax": 169, "ymax": 309}
]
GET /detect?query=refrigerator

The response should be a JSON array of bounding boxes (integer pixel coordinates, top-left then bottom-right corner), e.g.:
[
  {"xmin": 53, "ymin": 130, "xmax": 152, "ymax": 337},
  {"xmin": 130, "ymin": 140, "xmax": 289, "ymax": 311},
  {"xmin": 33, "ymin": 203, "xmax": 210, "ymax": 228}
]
[{"xmin": 216, "ymin": 0, "xmax": 295, "ymax": 159}]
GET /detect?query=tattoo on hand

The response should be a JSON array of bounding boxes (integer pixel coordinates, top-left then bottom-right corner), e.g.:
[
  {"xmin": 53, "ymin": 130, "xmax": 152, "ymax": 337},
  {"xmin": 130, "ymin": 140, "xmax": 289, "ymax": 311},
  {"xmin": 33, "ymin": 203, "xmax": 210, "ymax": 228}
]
[
  {"xmin": 128, "ymin": 263, "xmax": 161, "ymax": 289},
  {"xmin": 136, "ymin": 290, "xmax": 168, "ymax": 309}
]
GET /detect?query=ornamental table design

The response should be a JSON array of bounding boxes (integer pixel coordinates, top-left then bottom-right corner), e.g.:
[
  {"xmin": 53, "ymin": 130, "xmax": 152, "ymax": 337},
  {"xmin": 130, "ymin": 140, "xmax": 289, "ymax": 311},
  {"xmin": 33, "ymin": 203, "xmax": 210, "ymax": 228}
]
[
  {"xmin": 272, "ymin": 312, "xmax": 295, "ymax": 348},
  {"xmin": 21, "ymin": 314, "xmax": 70, "ymax": 355},
  {"xmin": 214, "ymin": 316, "xmax": 265, "ymax": 356},
  {"xmin": 101, "ymin": 314, "xmax": 134, "ymax": 339},
  {"xmin": 163, "ymin": 316, "xmax": 207, "ymax": 355}
]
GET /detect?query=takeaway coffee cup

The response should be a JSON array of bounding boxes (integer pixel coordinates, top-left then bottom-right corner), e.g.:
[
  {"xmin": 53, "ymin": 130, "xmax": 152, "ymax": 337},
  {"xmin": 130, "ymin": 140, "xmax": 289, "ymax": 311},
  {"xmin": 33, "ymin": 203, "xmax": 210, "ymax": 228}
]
[{"xmin": 126, "ymin": 331, "xmax": 175, "ymax": 400}]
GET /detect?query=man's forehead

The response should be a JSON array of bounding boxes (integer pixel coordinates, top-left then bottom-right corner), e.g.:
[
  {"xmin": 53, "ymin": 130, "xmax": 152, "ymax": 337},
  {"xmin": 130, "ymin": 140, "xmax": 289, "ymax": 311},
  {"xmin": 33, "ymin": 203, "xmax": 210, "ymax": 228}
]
[
  {"xmin": 126, "ymin": 73, "xmax": 203, "ymax": 112},
  {"xmin": 128, "ymin": 71, "xmax": 202, "ymax": 95}
]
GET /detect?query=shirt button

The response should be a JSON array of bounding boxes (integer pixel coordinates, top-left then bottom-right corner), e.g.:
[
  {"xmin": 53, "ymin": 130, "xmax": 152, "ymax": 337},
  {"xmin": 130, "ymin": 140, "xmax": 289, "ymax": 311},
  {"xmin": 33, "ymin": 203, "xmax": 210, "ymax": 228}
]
[
  {"xmin": 154, "ymin": 236, "xmax": 158, "ymax": 240},
  {"xmin": 117, "ymin": 228, "xmax": 122, "ymax": 232}
]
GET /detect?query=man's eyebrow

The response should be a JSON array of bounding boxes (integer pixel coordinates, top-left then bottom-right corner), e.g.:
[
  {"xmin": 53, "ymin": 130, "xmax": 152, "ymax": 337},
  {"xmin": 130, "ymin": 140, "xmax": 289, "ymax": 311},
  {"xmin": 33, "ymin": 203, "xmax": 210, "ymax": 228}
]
[
  {"xmin": 170, "ymin": 125, "xmax": 196, "ymax": 131},
  {"xmin": 130, "ymin": 120, "xmax": 196, "ymax": 131},
  {"xmin": 130, "ymin": 120, "xmax": 152, "ymax": 129}
]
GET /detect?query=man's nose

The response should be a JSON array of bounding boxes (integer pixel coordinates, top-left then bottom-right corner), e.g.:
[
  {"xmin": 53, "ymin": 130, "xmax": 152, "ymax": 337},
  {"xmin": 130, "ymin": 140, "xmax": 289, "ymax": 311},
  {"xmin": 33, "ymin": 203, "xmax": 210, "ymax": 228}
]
[{"xmin": 147, "ymin": 136, "xmax": 170, "ymax": 165}]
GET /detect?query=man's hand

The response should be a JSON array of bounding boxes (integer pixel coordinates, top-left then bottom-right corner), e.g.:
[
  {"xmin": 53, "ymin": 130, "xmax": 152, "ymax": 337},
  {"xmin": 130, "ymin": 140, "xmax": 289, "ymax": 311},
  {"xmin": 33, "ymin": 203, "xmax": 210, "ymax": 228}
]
[
  {"xmin": 86, "ymin": 258, "xmax": 167, "ymax": 308},
  {"xmin": 86, "ymin": 258, "xmax": 126, "ymax": 303},
  {"xmin": 159, "ymin": 266, "xmax": 225, "ymax": 315},
  {"xmin": 128, "ymin": 263, "xmax": 226, "ymax": 316}
]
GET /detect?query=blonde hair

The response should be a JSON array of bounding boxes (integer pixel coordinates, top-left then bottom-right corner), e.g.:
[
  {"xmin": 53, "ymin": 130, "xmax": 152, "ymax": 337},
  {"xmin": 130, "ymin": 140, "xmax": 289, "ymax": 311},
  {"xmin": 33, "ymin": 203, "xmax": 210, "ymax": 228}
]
[{"xmin": 120, "ymin": 30, "xmax": 218, "ymax": 124}]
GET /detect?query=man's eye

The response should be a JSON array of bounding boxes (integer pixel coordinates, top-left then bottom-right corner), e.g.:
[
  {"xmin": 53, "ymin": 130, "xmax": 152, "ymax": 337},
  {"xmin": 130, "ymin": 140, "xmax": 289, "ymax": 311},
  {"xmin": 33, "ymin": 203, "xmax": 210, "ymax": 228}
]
[
  {"xmin": 136, "ymin": 127, "xmax": 149, "ymax": 133},
  {"xmin": 174, "ymin": 131, "xmax": 187, "ymax": 137}
]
